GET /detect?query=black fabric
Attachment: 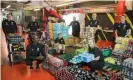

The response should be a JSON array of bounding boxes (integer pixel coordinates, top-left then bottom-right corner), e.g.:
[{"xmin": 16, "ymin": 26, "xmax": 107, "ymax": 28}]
[
  {"xmin": 55, "ymin": 37, "xmax": 65, "ymax": 44},
  {"xmin": 27, "ymin": 22, "xmax": 39, "ymax": 32},
  {"xmin": 26, "ymin": 43, "xmax": 45, "ymax": 60},
  {"xmin": 69, "ymin": 21, "xmax": 80, "ymax": 37},
  {"xmin": 2, "ymin": 19, "xmax": 17, "ymax": 35},
  {"xmin": 114, "ymin": 22, "xmax": 130, "ymax": 37},
  {"xmin": 81, "ymin": 47, "xmax": 104, "ymax": 71},
  {"xmin": 13, "ymin": 54, "xmax": 24, "ymax": 63},
  {"xmin": 88, "ymin": 19, "xmax": 99, "ymax": 27}
]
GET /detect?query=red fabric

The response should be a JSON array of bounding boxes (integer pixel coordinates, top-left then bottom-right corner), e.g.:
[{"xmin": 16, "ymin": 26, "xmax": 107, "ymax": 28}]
[
  {"xmin": 42, "ymin": 8, "xmax": 47, "ymax": 31},
  {"xmin": 115, "ymin": 0, "xmax": 125, "ymax": 23},
  {"xmin": 96, "ymin": 40, "xmax": 114, "ymax": 48},
  {"xmin": 49, "ymin": 9, "xmax": 61, "ymax": 19}
]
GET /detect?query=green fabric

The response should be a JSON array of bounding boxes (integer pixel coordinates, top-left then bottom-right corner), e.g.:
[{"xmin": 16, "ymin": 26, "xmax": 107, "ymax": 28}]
[
  {"xmin": 59, "ymin": 53, "xmax": 74, "ymax": 61},
  {"xmin": 75, "ymin": 48, "xmax": 88, "ymax": 55},
  {"xmin": 48, "ymin": 49, "xmax": 55, "ymax": 54},
  {"xmin": 102, "ymin": 49, "xmax": 112, "ymax": 57}
]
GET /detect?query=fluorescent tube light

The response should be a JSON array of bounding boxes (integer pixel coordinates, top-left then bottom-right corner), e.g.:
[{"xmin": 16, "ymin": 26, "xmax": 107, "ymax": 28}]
[
  {"xmin": 34, "ymin": 8, "xmax": 40, "ymax": 11},
  {"xmin": 6, "ymin": 5, "xmax": 11, "ymax": 8},
  {"xmin": 2, "ymin": 9, "xmax": 5, "ymax": 11}
]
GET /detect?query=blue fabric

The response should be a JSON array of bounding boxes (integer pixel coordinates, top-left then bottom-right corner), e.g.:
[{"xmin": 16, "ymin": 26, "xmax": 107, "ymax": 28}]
[{"xmin": 53, "ymin": 23, "xmax": 62, "ymax": 31}]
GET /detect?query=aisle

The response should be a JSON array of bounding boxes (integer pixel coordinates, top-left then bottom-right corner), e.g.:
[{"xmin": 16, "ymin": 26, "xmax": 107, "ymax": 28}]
[
  {"xmin": 1, "ymin": 29, "xmax": 55, "ymax": 80},
  {"xmin": 1, "ymin": 63, "xmax": 55, "ymax": 80}
]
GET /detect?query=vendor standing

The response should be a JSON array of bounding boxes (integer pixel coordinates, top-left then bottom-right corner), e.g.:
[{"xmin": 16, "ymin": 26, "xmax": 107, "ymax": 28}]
[
  {"xmin": 2, "ymin": 14, "xmax": 17, "ymax": 35},
  {"xmin": 114, "ymin": 15, "xmax": 131, "ymax": 37},
  {"xmin": 27, "ymin": 16, "xmax": 39, "ymax": 32},
  {"xmin": 88, "ymin": 13, "xmax": 101, "ymax": 42},
  {"xmin": 69, "ymin": 16, "xmax": 80, "ymax": 45}
]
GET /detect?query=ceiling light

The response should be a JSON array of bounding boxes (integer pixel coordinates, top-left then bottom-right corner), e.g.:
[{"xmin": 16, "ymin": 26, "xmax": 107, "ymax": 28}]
[
  {"xmin": 6, "ymin": 5, "xmax": 11, "ymax": 8},
  {"xmin": 2, "ymin": 9, "xmax": 5, "ymax": 12},
  {"xmin": 56, "ymin": 3, "xmax": 69, "ymax": 7},
  {"xmin": 34, "ymin": 8, "xmax": 40, "ymax": 11}
]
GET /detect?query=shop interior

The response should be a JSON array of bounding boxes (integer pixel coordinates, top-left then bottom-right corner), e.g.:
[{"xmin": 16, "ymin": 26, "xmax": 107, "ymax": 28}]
[{"xmin": 1, "ymin": 0, "xmax": 133, "ymax": 80}]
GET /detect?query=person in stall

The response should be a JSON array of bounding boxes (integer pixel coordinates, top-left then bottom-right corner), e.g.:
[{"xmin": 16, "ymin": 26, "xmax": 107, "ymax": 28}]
[
  {"xmin": 68, "ymin": 16, "xmax": 80, "ymax": 46},
  {"xmin": 114, "ymin": 15, "xmax": 131, "ymax": 38},
  {"xmin": 27, "ymin": 16, "xmax": 43, "ymax": 41},
  {"xmin": 2, "ymin": 14, "xmax": 17, "ymax": 36},
  {"xmin": 26, "ymin": 33, "xmax": 46, "ymax": 70},
  {"xmin": 27, "ymin": 16, "xmax": 40, "ymax": 32},
  {"xmin": 81, "ymin": 39, "xmax": 104, "ymax": 72},
  {"xmin": 54, "ymin": 33, "xmax": 65, "ymax": 54},
  {"xmin": 88, "ymin": 13, "xmax": 101, "ymax": 42}
]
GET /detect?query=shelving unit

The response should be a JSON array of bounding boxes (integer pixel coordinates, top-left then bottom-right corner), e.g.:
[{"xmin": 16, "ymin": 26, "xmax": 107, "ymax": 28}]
[{"xmin": 7, "ymin": 34, "xmax": 25, "ymax": 66}]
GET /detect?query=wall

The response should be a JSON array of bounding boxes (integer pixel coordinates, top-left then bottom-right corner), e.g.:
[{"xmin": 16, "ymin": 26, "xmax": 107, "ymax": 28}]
[
  {"xmin": 24, "ymin": 10, "xmax": 42, "ymax": 29},
  {"xmin": 63, "ymin": 13, "xmax": 85, "ymax": 38},
  {"xmin": 12, "ymin": 10, "xmax": 25, "ymax": 25}
]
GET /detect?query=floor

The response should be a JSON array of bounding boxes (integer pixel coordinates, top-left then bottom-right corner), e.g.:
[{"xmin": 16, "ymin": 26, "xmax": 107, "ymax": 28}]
[{"xmin": 1, "ymin": 29, "xmax": 55, "ymax": 80}]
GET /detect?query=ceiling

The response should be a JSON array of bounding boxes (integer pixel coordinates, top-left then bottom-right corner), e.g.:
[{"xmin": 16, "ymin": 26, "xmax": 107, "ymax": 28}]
[{"xmin": 1, "ymin": 0, "xmax": 116, "ymax": 11}]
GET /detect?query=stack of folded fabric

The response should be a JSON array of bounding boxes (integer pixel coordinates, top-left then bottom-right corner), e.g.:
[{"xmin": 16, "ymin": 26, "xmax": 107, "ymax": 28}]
[
  {"xmin": 67, "ymin": 65, "xmax": 110, "ymax": 80},
  {"xmin": 53, "ymin": 23, "xmax": 62, "ymax": 40},
  {"xmin": 59, "ymin": 53, "xmax": 74, "ymax": 62},
  {"xmin": 62, "ymin": 26, "xmax": 69, "ymax": 39},
  {"xmin": 55, "ymin": 68, "xmax": 74, "ymax": 80},
  {"xmin": 77, "ymin": 52, "xmax": 94, "ymax": 63},
  {"xmin": 75, "ymin": 48, "xmax": 88, "ymax": 55},
  {"xmin": 53, "ymin": 23, "xmax": 69, "ymax": 40},
  {"xmin": 69, "ymin": 52, "xmax": 94, "ymax": 64},
  {"xmin": 48, "ymin": 22, "xmax": 54, "ymax": 40},
  {"xmin": 47, "ymin": 54, "xmax": 64, "ymax": 67}
]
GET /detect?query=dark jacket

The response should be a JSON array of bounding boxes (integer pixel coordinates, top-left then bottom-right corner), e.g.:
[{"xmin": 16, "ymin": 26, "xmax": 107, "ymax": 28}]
[
  {"xmin": 114, "ymin": 22, "xmax": 130, "ymax": 37},
  {"xmin": 69, "ymin": 21, "xmax": 80, "ymax": 37},
  {"xmin": 27, "ymin": 22, "xmax": 39, "ymax": 32},
  {"xmin": 55, "ymin": 37, "xmax": 65, "ymax": 44},
  {"xmin": 26, "ymin": 43, "xmax": 45, "ymax": 60},
  {"xmin": 2, "ymin": 19, "xmax": 17, "ymax": 35}
]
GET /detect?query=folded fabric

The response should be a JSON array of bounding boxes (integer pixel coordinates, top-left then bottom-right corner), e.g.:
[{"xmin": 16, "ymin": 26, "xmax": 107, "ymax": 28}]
[
  {"xmin": 75, "ymin": 48, "xmax": 88, "ymax": 54},
  {"xmin": 47, "ymin": 54, "xmax": 64, "ymax": 67},
  {"xmin": 128, "ymin": 39, "xmax": 133, "ymax": 46},
  {"xmin": 104, "ymin": 57, "xmax": 115, "ymax": 64},
  {"xmin": 53, "ymin": 23, "xmax": 62, "ymax": 31},
  {"xmin": 115, "ymin": 37, "xmax": 123, "ymax": 43},
  {"xmin": 102, "ymin": 49, "xmax": 112, "ymax": 57},
  {"xmin": 122, "ymin": 38, "xmax": 130, "ymax": 46}
]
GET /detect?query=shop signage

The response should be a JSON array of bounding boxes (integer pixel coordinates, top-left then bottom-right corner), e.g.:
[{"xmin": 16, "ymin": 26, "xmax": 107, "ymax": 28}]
[
  {"xmin": 85, "ymin": 8, "xmax": 115, "ymax": 13},
  {"xmin": 62, "ymin": 8, "xmax": 115, "ymax": 14}
]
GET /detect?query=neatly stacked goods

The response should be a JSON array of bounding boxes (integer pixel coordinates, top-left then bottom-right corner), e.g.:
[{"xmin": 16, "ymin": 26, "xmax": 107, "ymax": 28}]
[
  {"xmin": 104, "ymin": 57, "xmax": 116, "ymax": 64},
  {"xmin": 75, "ymin": 48, "xmax": 88, "ymax": 55},
  {"xmin": 96, "ymin": 40, "xmax": 113, "ymax": 49},
  {"xmin": 100, "ymin": 47, "xmax": 112, "ymax": 57},
  {"xmin": 8, "ymin": 34, "xmax": 24, "ymax": 43},
  {"xmin": 48, "ymin": 22, "xmax": 54, "ymax": 40},
  {"xmin": 126, "ymin": 39, "xmax": 133, "ymax": 57},
  {"xmin": 55, "ymin": 68, "xmax": 74, "ymax": 80},
  {"xmin": 59, "ymin": 53, "xmax": 74, "ymax": 62},
  {"xmin": 128, "ymin": 41, "xmax": 133, "ymax": 52},
  {"xmin": 114, "ymin": 37, "xmax": 130, "ymax": 51},
  {"xmin": 69, "ymin": 52, "xmax": 94, "ymax": 64},
  {"xmin": 53, "ymin": 23, "xmax": 62, "ymax": 39},
  {"xmin": 8, "ymin": 34, "xmax": 25, "ymax": 52},
  {"xmin": 61, "ymin": 26, "xmax": 69, "ymax": 39},
  {"xmin": 121, "ymin": 58, "xmax": 133, "ymax": 80},
  {"xmin": 53, "ymin": 23, "xmax": 69, "ymax": 40},
  {"xmin": 67, "ymin": 65, "xmax": 110, "ymax": 80},
  {"xmin": 46, "ymin": 54, "xmax": 64, "ymax": 67},
  {"xmin": 42, "ymin": 54, "xmax": 64, "ymax": 74},
  {"xmin": 110, "ymin": 37, "xmax": 131, "ymax": 65},
  {"xmin": 103, "ymin": 66, "xmax": 121, "ymax": 80}
]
